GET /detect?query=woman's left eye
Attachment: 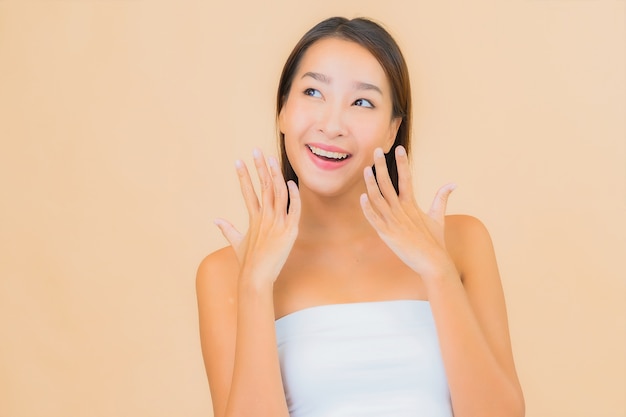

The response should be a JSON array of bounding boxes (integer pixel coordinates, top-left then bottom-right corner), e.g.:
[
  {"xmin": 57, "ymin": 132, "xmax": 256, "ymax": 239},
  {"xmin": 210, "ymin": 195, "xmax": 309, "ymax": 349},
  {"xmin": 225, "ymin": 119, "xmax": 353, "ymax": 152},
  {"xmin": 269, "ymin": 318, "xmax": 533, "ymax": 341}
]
[{"xmin": 354, "ymin": 98, "xmax": 374, "ymax": 108}]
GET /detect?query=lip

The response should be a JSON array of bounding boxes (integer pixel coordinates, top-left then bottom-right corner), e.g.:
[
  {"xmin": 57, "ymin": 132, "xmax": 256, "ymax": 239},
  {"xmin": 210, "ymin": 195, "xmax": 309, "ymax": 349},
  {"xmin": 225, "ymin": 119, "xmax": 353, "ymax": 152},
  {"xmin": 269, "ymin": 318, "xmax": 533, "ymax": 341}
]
[{"xmin": 305, "ymin": 143, "xmax": 351, "ymax": 171}]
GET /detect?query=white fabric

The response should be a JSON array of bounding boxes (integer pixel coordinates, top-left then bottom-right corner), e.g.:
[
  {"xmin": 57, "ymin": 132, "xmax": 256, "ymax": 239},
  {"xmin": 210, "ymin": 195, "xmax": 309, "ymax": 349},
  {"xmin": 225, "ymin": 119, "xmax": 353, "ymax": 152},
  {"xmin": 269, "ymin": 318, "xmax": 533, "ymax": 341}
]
[{"xmin": 275, "ymin": 300, "xmax": 453, "ymax": 417}]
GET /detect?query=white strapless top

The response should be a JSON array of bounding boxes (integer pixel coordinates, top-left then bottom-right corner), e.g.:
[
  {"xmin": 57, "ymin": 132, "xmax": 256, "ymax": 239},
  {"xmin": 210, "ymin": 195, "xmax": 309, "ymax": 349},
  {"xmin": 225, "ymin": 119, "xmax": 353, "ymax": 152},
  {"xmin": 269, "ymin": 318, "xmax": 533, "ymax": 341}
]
[{"xmin": 275, "ymin": 300, "xmax": 452, "ymax": 417}]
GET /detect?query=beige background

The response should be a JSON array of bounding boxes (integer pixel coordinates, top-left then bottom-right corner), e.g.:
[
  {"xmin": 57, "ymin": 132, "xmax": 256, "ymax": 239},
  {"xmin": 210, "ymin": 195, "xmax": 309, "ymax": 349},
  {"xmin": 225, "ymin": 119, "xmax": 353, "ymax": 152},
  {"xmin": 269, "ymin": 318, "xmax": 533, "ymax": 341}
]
[{"xmin": 1, "ymin": 1, "xmax": 624, "ymax": 416}]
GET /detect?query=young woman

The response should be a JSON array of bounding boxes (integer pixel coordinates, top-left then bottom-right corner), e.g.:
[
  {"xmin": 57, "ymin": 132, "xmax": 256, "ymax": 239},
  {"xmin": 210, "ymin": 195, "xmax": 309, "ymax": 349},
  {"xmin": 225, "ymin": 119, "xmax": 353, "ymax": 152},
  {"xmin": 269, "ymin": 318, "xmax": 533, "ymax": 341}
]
[{"xmin": 196, "ymin": 17, "xmax": 524, "ymax": 417}]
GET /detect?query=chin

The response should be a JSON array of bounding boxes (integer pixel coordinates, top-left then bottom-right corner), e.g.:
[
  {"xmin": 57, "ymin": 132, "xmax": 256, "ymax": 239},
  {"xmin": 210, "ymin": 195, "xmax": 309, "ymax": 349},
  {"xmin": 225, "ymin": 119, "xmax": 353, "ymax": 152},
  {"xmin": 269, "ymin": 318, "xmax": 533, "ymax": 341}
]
[{"xmin": 297, "ymin": 175, "xmax": 361, "ymax": 199}]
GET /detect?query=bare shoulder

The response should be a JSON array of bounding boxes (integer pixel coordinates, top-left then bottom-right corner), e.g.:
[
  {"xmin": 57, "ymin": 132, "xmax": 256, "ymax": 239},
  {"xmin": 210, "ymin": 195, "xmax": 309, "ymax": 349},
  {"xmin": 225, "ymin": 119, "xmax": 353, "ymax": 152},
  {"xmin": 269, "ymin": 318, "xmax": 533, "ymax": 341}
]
[
  {"xmin": 196, "ymin": 246, "xmax": 239, "ymax": 296},
  {"xmin": 195, "ymin": 245, "xmax": 239, "ymax": 343},
  {"xmin": 444, "ymin": 214, "xmax": 497, "ymax": 281},
  {"xmin": 445, "ymin": 214, "xmax": 491, "ymax": 240}
]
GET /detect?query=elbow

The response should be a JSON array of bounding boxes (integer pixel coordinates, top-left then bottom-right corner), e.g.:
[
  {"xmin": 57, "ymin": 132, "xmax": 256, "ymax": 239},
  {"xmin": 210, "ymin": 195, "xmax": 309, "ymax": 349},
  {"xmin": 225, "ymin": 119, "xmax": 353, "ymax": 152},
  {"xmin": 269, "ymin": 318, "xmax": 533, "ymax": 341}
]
[
  {"xmin": 496, "ymin": 383, "xmax": 525, "ymax": 417},
  {"xmin": 512, "ymin": 387, "xmax": 526, "ymax": 417},
  {"xmin": 496, "ymin": 372, "xmax": 526, "ymax": 417},
  {"xmin": 483, "ymin": 394, "xmax": 525, "ymax": 417},
  {"xmin": 505, "ymin": 376, "xmax": 525, "ymax": 417},
  {"xmin": 456, "ymin": 382, "xmax": 525, "ymax": 417}
]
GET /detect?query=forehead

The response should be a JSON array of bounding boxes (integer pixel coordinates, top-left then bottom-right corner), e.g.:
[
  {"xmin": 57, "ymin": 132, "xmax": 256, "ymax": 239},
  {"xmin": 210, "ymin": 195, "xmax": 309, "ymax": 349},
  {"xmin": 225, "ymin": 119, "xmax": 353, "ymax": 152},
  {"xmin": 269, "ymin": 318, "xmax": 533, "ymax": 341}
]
[{"xmin": 296, "ymin": 37, "xmax": 389, "ymax": 88}]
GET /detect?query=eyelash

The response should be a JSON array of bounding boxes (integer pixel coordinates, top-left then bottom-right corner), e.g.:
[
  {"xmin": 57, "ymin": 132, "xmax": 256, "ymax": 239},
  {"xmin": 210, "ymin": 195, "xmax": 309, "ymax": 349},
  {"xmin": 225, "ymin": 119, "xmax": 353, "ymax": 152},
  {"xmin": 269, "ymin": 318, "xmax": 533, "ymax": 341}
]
[{"xmin": 303, "ymin": 88, "xmax": 375, "ymax": 109}]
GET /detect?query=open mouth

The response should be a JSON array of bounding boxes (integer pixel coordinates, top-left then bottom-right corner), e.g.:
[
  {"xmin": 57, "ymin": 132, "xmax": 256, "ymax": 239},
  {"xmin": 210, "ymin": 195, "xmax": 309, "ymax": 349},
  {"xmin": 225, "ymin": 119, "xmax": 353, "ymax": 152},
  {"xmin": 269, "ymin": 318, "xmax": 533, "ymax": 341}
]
[{"xmin": 306, "ymin": 144, "xmax": 350, "ymax": 161}]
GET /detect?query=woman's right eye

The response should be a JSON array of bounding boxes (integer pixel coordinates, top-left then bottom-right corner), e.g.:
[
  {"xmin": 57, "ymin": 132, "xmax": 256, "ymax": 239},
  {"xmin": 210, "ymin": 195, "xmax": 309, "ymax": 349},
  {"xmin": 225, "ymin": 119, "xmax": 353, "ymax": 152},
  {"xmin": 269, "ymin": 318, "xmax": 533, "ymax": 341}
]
[{"xmin": 304, "ymin": 88, "xmax": 322, "ymax": 98}]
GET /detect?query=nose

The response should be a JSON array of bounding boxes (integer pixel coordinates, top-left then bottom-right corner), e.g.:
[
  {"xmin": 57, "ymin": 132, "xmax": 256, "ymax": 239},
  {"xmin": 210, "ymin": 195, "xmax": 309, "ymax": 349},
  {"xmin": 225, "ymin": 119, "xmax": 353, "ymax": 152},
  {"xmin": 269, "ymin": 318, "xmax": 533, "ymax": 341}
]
[{"xmin": 318, "ymin": 102, "xmax": 347, "ymax": 139}]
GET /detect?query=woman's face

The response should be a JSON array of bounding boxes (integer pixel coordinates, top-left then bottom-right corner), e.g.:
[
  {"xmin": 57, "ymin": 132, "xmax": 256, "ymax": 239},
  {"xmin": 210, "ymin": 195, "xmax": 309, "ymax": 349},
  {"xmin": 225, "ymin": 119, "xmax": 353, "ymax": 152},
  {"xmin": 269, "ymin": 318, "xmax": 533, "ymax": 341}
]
[{"xmin": 279, "ymin": 37, "xmax": 401, "ymax": 198}]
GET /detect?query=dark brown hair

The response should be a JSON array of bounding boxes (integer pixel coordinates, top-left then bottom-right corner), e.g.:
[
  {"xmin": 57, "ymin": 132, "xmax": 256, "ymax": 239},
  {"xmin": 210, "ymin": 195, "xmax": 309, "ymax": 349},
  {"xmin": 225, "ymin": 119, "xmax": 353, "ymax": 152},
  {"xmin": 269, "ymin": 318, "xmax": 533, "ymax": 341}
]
[{"xmin": 276, "ymin": 17, "xmax": 412, "ymax": 193}]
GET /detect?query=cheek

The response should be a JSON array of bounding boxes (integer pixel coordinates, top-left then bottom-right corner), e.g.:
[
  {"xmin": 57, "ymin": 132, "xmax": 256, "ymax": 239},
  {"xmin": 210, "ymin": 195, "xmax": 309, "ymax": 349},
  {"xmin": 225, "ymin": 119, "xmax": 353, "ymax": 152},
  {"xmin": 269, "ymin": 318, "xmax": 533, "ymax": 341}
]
[
  {"xmin": 282, "ymin": 104, "xmax": 309, "ymax": 162},
  {"xmin": 284, "ymin": 134, "xmax": 303, "ymax": 178},
  {"xmin": 281, "ymin": 101, "xmax": 315, "ymax": 137},
  {"xmin": 350, "ymin": 114, "xmax": 395, "ymax": 145}
]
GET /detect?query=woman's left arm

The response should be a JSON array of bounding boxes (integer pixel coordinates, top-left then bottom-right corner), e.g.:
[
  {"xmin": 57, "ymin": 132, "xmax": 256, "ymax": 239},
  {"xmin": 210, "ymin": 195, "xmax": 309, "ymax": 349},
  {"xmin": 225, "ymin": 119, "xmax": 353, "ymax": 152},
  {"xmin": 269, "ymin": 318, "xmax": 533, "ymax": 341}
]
[
  {"xmin": 431, "ymin": 214, "xmax": 525, "ymax": 417},
  {"xmin": 361, "ymin": 146, "xmax": 524, "ymax": 417}
]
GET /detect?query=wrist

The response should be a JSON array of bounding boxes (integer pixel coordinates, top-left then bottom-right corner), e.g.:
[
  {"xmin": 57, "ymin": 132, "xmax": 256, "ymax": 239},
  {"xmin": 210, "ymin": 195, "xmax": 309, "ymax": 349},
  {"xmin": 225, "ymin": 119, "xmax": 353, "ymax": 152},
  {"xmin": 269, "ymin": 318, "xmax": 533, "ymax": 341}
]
[
  {"xmin": 420, "ymin": 255, "xmax": 461, "ymax": 288},
  {"xmin": 415, "ymin": 249, "xmax": 457, "ymax": 278},
  {"xmin": 238, "ymin": 267, "xmax": 275, "ymax": 294},
  {"xmin": 423, "ymin": 266, "xmax": 463, "ymax": 298}
]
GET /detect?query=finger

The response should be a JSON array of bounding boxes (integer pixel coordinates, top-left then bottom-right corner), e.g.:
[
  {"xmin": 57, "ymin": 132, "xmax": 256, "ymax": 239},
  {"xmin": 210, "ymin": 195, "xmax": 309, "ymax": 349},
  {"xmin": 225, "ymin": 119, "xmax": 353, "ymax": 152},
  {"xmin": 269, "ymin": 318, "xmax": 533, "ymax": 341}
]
[
  {"xmin": 252, "ymin": 148, "xmax": 275, "ymax": 211},
  {"xmin": 268, "ymin": 155, "xmax": 288, "ymax": 214},
  {"xmin": 372, "ymin": 147, "xmax": 398, "ymax": 203},
  {"xmin": 235, "ymin": 159, "xmax": 260, "ymax": 214},
  {"xmin": 395, "ymin": 146, "xmax": 415, "ymax": 203},
  {"xmin": 363, "ymin": 165, "xmax": 391, "ymax": 218},
  {"xmin": 427, "ymin": 183, "xmax": 457, "ymax": 223},
  {"xmin": 359, "ymin": 193, "xmax": 385, "ymax": 231},
  {"xmin": 214, "ymin": 218, "xmax": 244, "ymax": 249}
]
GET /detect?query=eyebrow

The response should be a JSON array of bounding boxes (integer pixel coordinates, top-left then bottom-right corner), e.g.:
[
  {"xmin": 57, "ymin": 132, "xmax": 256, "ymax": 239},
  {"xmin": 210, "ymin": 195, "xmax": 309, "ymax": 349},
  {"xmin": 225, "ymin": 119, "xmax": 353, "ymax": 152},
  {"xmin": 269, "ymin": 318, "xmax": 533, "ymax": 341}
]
[
  {"xmin": 302, "ymin": 71, "xmax": 330, "ymax": 83},
  {"xmin": 301, "ymin": 71, "xmax": 383, "ymax": 95},
  {"xmin": 355, "ymin": 81, "xmax": 383, "ymax": 95}
]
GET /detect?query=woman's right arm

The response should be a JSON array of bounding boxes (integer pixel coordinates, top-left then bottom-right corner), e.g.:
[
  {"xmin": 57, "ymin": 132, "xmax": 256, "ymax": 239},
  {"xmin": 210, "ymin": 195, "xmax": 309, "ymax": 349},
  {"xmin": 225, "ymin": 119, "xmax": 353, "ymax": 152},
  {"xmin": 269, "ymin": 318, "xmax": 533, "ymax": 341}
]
[
  {"xmin": 196, "ymin": 248, "xmax": 238, "ymax": 417},
  {"xmin": 196, "ymin": 150, "xmax": 300, "ymax": 417},
  {"xmin": 196, "ymin": 248, "xmax": 289, "ymax": 417}
]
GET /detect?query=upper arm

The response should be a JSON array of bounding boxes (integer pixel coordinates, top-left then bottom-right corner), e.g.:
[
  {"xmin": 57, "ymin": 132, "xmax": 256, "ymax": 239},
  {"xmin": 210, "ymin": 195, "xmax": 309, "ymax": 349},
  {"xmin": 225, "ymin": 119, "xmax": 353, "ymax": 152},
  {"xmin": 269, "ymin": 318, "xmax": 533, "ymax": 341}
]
[
  {"xmin": 445, "ymin": 215, "xmax": 521, "ymax": 384},
  {"xmin": 196, "ymin": 247, "xmax": 239, "ymax": 417}
]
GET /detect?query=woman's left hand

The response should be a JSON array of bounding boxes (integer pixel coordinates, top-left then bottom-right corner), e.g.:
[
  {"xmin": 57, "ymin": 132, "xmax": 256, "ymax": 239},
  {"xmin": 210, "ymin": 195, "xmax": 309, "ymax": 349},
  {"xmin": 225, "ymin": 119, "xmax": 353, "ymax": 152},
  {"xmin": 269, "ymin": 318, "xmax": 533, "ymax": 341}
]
[{"xmin": 360, "ymin": 146, "xmax": 458, "ymax": 283}]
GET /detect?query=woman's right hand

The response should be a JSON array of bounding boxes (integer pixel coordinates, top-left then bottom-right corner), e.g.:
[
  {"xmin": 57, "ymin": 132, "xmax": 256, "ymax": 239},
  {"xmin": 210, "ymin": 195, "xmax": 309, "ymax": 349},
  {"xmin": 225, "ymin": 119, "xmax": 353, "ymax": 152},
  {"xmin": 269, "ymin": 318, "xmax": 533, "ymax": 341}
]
[{"xmin": 214, "ymin": 148, "xmax": 301, "ymax": 287}]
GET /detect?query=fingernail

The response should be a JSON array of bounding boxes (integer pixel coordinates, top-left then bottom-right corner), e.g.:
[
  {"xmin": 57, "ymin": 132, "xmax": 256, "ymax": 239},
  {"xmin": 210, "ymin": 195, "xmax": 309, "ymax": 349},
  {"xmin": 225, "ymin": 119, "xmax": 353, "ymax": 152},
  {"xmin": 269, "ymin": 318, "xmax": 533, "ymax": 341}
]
[
  {"xmin": 234, "ymin": 160, "xmax": 243, "ymax": 169},
  {"xmin": 268, "ymin": 156, "xmax": 278, "ymax": 168},
  {"xmin": 287, "ymin": 180, "xmax": 298, "ymax": 190},
  {"xmin": 396, "ymin": 146, "xmax": 406, "ymax": 156},
  {"xmin": 374, "ymin": 148, "xmax": 384, "ymax": 158},
  {"xmin": 364, "ymin": 166, "xmax": 374, "ymax": 177},
  {"xmin": 253, "ymin": 148, "xmax": 261, "ymax": 159}
]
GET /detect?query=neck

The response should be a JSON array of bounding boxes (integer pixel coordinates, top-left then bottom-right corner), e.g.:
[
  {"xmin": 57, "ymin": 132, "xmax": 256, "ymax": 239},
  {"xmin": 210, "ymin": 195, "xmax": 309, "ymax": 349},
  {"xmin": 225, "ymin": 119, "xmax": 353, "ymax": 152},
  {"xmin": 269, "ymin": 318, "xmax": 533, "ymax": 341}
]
[{"xmin": 295, "ymin": 185, "xmax": 377, "ymax": 244}]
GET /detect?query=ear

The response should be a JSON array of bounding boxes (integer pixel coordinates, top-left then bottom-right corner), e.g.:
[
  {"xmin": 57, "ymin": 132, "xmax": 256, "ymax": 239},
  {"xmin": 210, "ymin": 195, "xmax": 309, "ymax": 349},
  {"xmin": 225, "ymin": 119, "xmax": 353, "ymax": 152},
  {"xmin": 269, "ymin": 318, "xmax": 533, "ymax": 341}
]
[
  {"xmin": 278, "ymin": 106, "xmax": 286, "ymax": 134},
  {"xmin": 278, "ymin": 94, "xmax": 290, "ymax": 134},
  {"xmin": 384, "ymin": 117, "xmax": 402, "ymax": 153}
]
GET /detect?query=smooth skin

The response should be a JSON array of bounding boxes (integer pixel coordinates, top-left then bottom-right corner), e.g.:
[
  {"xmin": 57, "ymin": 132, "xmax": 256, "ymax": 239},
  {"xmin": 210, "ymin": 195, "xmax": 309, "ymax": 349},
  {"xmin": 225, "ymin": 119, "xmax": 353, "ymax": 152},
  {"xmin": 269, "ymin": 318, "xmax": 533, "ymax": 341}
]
[{"xmin": 197, "ymin": 38, "xmax": 524, "ymax": 417}]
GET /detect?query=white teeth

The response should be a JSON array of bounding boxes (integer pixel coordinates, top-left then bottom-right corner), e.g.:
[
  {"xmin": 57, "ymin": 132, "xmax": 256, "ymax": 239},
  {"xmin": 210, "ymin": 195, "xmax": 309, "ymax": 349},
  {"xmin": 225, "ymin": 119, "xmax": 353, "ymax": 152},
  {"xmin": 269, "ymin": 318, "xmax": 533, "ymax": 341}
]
[{"xmin": 307, "ymin": 145, "xmax": 349, "ymax": 160}]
